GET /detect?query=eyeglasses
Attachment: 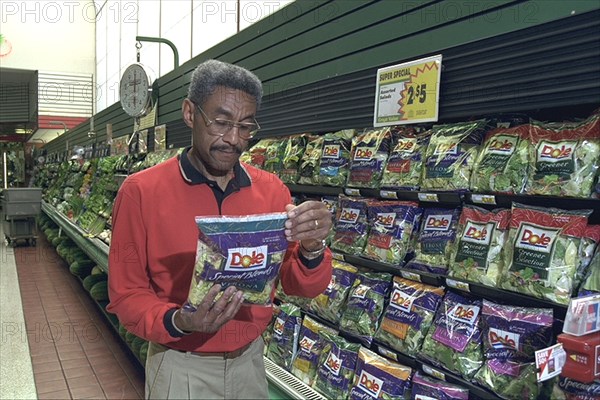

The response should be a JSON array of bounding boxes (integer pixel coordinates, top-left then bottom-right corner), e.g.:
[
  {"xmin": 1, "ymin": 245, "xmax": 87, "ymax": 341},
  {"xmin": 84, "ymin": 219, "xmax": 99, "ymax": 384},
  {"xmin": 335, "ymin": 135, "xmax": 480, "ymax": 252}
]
[{"xmin": 194, "ymin": 103, "xmax": 260, "ymax": 140}]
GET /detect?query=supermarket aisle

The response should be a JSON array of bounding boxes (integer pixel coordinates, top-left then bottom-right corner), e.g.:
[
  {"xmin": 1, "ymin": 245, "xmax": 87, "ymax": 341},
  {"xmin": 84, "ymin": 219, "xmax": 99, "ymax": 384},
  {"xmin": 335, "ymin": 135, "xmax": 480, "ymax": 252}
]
[{"xmin": 3, "ymin": 222, "xmax": 145, "ymax": 399}]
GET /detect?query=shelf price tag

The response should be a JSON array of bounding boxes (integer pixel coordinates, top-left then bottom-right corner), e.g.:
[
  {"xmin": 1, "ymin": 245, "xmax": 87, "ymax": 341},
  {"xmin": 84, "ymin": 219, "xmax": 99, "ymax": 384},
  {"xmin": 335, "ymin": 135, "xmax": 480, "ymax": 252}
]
[
  {"xmin": 374, "ymin": 55, "xmax": 442, "ymax": 127},
  {"xmin": 380, "ymin": 190, "xmax": 398, "ymax": 199},
  {"xmin": 535, "ymin": 343, "xmax": 566, "ymax": 382},
  {"xmin": 418, "ymin": 193, "xmax": 439, "ymax": 202},
  {"xmin": 400, "ymin": 270, "xmax": 422, "ymax": 282},
  {"xmin": 422, "ymin": 364, "xmax": 446, "ymax": 381},
  {"xmin": 446, "ymin": 278, "xmax": 470, "ymax": 292},
  {"xmin": 332, "ymin": 252, "xmax": 345, "ymax": 261},
  {"xmin": 344, "ymin": 188, "xmax": 361, "ymax": 197},
  {"xmin": 471, "ymin": 194, "xmax": 497, "ymax": 205},
  {"xmin": 377, "ymin": 345, "xmax": 398, "ymax": 362}
]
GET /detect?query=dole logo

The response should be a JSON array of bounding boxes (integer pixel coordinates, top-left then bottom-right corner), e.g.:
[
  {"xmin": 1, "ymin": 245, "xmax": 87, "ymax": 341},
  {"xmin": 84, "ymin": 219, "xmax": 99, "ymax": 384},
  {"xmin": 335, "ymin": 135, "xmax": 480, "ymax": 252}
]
[
  {"xmin": 488, "ymin": 137, "xmax": 516, "ymax": 153},
  {"xmin": 489, "ymin": 328, "xmax": 520, "ymax": 350},
  {"xmin": 340, "ymin": 208, "xmax": 360, "ymax": 223},
  {"xmin": 299, "ymin": 336, "xmax": 316, "ymax": 353},
  {"xmin": 323, "ymin": 144, "xmax": 340, "ymax": 158},
  {"xmin": 226, "ymin": 245, "xmax": 268, "ymax": 271},
  {"xmin": 354, "ymin": 147, "xmax": 375, "ymax": 161},
  {"xmin": 391, "ymin": 289, "xmax": 414, "ymax": 312},
  {"xmin": 353, "ymin": 284, "xmax": 370, "ymax": 299},
  {"xmin": 273, "ymin": 317, "xmax": 285, "ymax": 336},
  {"xmin": 516, "ymin": 224, "xmax": 558, "ymax": 253},
  {"xmin": 449, "ymin": 303, "xmax": 480, "ymax": 325},
  {"xmin": 461, "ymin": 222, "xmax": 494, "ymax": 245},
  {"xmin": 358, "ymin": 371, "xmax": 384, "ymax": 397},
  {"xmin": 376, "ymin": 212, "xmax": 396, "ymax": 228},
  {"xmin": 324, "ymin": 351, "xmax": 341, "ymax": 375},
  {"xmin": 425, "ymin": 215, "xmax": 452, "ymax": 231},
  {"xmin": 434, "ymin": 142, "xmax": 458, "ymax": 155},
  {"xmin": 326, "ymin": 275, "xmax": 337, "ymax": 291},
  {"xmin": 539, "ymin": 141, "xmax": 574, "ymax": 161},
  {"xmin": 395, "ymin": 139, "xmax": 415, "ymax": 152}
]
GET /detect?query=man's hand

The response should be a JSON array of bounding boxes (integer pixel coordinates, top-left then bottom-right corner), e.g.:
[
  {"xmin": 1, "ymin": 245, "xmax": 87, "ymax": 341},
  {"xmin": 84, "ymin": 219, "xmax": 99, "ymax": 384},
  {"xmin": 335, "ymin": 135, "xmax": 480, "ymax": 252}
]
[
  {"xmin": 284, "ymin": 200, "xmax": 332, "ymax": 251},
  {"xmin": 175, "ymin": 285, "xmax": 244, "ymax": 334}
]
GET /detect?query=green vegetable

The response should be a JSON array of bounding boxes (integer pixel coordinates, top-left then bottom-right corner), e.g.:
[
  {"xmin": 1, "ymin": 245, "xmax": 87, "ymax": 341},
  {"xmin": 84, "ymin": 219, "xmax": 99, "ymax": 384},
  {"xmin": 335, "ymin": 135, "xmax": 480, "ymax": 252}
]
[
  {"xmin": 298, "ymin": 136, "xmax": 325, "ymax": 185},
  {"xmin": 90, "ymin": 281, "xmax": 108, "ymax": 301},
  {"xmin": 279, "ymin": 134, "xmax": 309, "ymax": 184},
  {"xmin": 309, "ymin": 259, "xmax": 358, "ymax": 324},
  {"xmin": 83, "ymin": 273, "xmax": 107, "ymax": 292},
  {"xmin": 266, "ymin": 303, "xmax": 302, "ymax": 371}
]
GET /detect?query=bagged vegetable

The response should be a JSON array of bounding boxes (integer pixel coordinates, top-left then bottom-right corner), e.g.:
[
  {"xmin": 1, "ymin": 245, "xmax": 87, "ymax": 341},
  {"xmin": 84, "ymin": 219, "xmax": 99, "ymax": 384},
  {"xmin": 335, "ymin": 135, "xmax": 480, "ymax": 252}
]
[
  {"xmin": 375, "ymin": 277, "xmax": 445, "ymax": 357},
  {"xmin": 410, "ymin": 372, "xmax": 469, "ymax": 400},
  {"xmin": 363, "ymin": 200, "xmax": 421, "ymax": 265},
  {"xmin": 419, "ymin": 291, "xmax": 484, "ymax": 379},
  {"xmin": 309, "ymin": 259, "xmax": 359, "ymax": 324},
  {"xmin": 475, "ymin": 360, "xmax": 545, "ymax": 400},
  {"xmin": 279, "ymin": 134, "xmax": 309, "ymax": 184},
  {"xmin": 262, "ymin": 138, "xmax": 287, "ymax": 174},
  {"xmin": 501, "ymin": 203, "xmax": 592, "ymax": 304},
  {"xmin": 404, "ymin": 207, "xmax": 461, "ymax": 275},
  {"xmin": 330, "ymin": 196, "xmax": 371, "ymax": 255},
  {"xmin": 349, "ymin": 347, "xmax": 412, "ymax": 400},
  {"xmin": 574, "ymin": 225, "xmax": 600, "ymax": 294},
  {"xmin": 241, "ymin": 138, "xmax": 277, "ymax": 169},
  {"xmin": 578, "ymin": 247, "xmax": 600, "ymax": 296},
  {"xmin": 321, "ymin": 195, "xmax": 338, "ymax": 246},
  {"xmin": 448, "ymin": 205, "xmax": 511, "ymax": 287},
  {"xmin": 339, "ymin": 271, "xmax": 392, "ymax": 347},
  {"xmin": 421, "ymin": 120, "xmax": 487, "ymax": 191},
  {"xmin": 380, "ymin": 127, "xmax": 429, "ymax": 190},
  {"xmin": 275, "ymin": 280, "xmax": 311, "ymax": 310},
  {"xmin": 262, "ymin": 304, "xmax": 280, "ymax": 355},
  {"xmin": 318, "ymin": 129, "xmax": 355, "ymax": 187},
  {"xmin": 470, "ymin": 124, "xmax": 531, "ymax": 194},
  {"xmin": 290, "ymin": 315, "xmax": 338, "ymax": 386},
  {"xmin": 312, "ymin": 331, "xmax": 361, "ymax": 400},
  {"xmin": 346, "ymin": 128, "xmax": 392, "ymax": 189},
  {"xmin": 266, "ymin": 303, "xmax": 302, "ymax": 371},
  {"xmin": 552, "ymin": 377, "xmax": 600, "ymax": 400},
  {"xmin": 298, "ymin": 135, "xmax": 325, "ymax": 185},
  {"xmin": 184, "ymin": 212, "xmax": 288, "ymax": 310},
  {"xmin": 524, "ymin": 114, "xmax": 600, "ymax": 197}
]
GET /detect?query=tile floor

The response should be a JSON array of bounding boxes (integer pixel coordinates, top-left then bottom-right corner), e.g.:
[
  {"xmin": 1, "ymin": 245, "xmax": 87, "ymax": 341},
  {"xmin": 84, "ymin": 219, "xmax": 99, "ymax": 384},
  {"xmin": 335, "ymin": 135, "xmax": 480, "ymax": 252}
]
[{"xmin": 12, "ymin": 231, "xmax": 145, "ymax": 399}]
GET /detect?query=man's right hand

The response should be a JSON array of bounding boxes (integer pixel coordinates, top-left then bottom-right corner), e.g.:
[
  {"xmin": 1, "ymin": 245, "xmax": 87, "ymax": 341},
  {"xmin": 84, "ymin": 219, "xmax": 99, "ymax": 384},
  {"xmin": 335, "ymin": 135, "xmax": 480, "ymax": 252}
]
[{"xmin": 175, "ymin": 285, "xmax": 244, "ymax": 333}]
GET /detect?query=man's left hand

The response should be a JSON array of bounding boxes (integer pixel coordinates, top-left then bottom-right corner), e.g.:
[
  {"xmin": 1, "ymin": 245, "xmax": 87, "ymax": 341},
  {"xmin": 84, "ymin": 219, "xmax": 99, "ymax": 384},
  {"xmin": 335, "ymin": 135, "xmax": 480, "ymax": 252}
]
[{"xmin": 284, "ymin": 200, "xmax": 332, "ymax": 248}]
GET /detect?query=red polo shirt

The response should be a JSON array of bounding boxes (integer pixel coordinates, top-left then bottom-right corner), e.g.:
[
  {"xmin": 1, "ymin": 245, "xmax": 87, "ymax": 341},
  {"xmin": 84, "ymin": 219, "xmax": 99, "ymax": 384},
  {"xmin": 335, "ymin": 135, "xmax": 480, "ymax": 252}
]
[{"xmin": 106, "ymin": 149, "xmax": 332, "ymax": 352}]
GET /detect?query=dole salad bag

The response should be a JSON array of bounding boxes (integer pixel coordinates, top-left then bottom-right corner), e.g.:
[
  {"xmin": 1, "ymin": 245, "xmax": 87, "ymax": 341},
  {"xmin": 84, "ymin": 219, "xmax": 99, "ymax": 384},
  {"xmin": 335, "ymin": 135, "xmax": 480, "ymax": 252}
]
[{"xmin": 183, "ymin": 212, "xmax": 289, "ymax": 311}]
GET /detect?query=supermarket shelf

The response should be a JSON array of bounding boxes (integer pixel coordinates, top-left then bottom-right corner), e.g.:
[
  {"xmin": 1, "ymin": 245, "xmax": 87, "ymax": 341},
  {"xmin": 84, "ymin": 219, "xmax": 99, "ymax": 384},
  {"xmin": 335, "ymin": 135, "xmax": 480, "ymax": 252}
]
[
  {"xmin": 264, "ymin": 357, "xmax": 326, "ymax": 400},
  {"xmin": 42, "ymin": 202, "xmax": 110, "ymax": 273}
]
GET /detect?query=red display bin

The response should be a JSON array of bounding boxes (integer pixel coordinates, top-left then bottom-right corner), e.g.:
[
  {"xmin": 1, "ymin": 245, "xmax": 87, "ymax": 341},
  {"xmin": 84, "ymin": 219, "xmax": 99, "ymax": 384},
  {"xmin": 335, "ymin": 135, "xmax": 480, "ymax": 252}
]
[{"xmin": 557, "ymin": 332, "xmax": 600, "ymax": 384}]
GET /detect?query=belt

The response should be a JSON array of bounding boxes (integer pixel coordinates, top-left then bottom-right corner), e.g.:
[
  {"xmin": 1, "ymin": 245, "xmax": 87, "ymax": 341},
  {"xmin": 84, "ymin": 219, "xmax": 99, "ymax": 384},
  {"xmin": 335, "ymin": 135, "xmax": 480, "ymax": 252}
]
[{"xmin": 172, "ymin": 341, "xmax": 253, "ymax": 360}]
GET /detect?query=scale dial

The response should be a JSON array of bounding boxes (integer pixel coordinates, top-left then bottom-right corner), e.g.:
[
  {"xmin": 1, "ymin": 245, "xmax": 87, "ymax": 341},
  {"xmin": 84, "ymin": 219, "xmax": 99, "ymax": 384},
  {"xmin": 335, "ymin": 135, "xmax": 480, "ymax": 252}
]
[{"xmin": 119, "ymin": 63, "xmax": 152, "ymax": 117}]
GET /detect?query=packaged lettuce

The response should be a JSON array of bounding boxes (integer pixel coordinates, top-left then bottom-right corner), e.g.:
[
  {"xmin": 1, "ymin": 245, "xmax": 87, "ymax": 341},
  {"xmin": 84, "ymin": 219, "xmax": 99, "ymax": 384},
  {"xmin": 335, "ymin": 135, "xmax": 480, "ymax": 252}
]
[
  {"xmin": 298, "ymin": 135, "xmax": 324, "ymax": 185},
  {"xmin": 346, "ymin": 128, "xmax": 392, "ymax": 189},
  {"xmin": 339, "ymin": 272, "xmax": 392, "ymax": 347},
  {"xmin": 375, "ymin": 277, "xmax": 445, "ymax": 357},
  {"xmin": 448, "ymin": 205, "xmax": 511, "ymax": 287},
  {"xmin": 184, "ymin": 212, "xmax": 288, "ymax": 310},
  {"xmin": 574, "ymin": 225, "xmax": 600, "ymax": 293},
  {"xmin": 262, "ymin": 138, "xmax": 287, "ymax": 174},
  {"xmin": 363, "ymin": 201, "xmax": 421, "ymax": 265},
  {"xmin": 312, "ymin": 331, "xmax": 361, "ymax": 400},
  {"xmin": 380, "ymin": 127, "xmax": 429, "ymax": 190},
  {"xmin": 291, "ymin": 316, "xmax": 338, "ymax": 386},
  {"xmin": 309, "ymin": 259, "xmax": 359, "ymax": 324},
  {"xmin": 475, "ymin": 299, "xmax": 556, "ymax": 400},
  {"xmin": 330, "ymin": 196, "xmax": 371, "ymax": 256},
  {"xmin": 279, "ymin": 134, "xmax": 309, "ymax": 184},
  {"xmin": 410, "ymin": 372, "xmax": 469, "ymax": 400},
  {"xmin": 524, "ymin": 115, "xmax": 600, "ymax": 197},
  {"xmin": 318, "ymin": 129, "xmax": 355, "ymax": 187},
  {"xmin": 240, "ymin": 138, "xmax": 276, "ymax": 168},
  {"xmin": 275, "ymin": 280, "xmax": 311, "ymax": 310},
  {"xmin": 419, "ymin": 291, "xmax": 484, "ymax": 379},
  {"xmin": 404, "ymin": 207, "xmax": 461, "ymax": 275},
  {"xmin": 421, "ymin": 120, "xmax": 487, "ymax": 191},
  {"xmin": 470, "ymin": 124, "xmax": 531, "ymax": 194},
  {"xmin": 262, "ymin": 304, "xmax": 280, "ymax": 355},
  {"xmin": 578, "ymin": 246, "xmax": 600, "ymax": 296},
  {"xmin": 349, "ymin": 347, "xmax": 412, "ymax": 400},
  {"xmin": 553, "ymin": 377, "xmax": 600, "ymax": 400},
  {"xmin": 322, "ymin": 195, "xmax": 338, "ymax": 246},
  {"xmin": 266, "ymin": 303, "xmax": 302, "ymax": 371},
  {"xmin": 501, "ymin": 203, "xmax": 591, "ymax": 304}
]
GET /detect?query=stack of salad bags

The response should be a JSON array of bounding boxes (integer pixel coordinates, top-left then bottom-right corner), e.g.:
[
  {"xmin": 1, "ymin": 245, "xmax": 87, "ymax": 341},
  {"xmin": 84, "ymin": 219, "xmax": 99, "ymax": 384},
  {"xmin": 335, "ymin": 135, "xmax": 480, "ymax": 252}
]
[
  {"xmin": 380, "ymin": 127, "xmax": 429, "ymax": 190},
  {"xmin": 318, "ymin": 129, "xmax": 356, "ymax": 187},
  {"xmin": 410, "ymin": 372, "xmax": 469, "ymax": 400},
  {"xmin": 330, "ymin": 196, "xmax": 372, "ymax": 255},
  {"xmin": 309, "ymin": 259, "xmax": 359, "ymax": 325},
  {"xmin": 500, "ymin": 203, "xmax": 593, "ymax": 304},
  {"xmin": 346, "ymin": 128, "xmax": 393, "ymax": 189},
  {"xmin": 298, "ymin": 135, "xmax": 325, "ymax": 185},
  {"xmin": 279, "ymin": 134, "xmax": 310, "ymax": 184},
  {"xmin": 473, "ymin": 300, "xmax": 555, "ymax": 400},
  {"xmin": 265, "ymin": 303, "xmax": 302, "ymax": 371}
]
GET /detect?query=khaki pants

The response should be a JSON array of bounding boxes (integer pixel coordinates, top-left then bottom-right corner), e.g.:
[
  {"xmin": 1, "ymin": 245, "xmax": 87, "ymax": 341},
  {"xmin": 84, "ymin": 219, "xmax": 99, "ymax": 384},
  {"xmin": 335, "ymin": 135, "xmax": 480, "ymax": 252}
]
[{"xmin": 145, "ymin": 339, "xmax": 268, "ymax": 399}]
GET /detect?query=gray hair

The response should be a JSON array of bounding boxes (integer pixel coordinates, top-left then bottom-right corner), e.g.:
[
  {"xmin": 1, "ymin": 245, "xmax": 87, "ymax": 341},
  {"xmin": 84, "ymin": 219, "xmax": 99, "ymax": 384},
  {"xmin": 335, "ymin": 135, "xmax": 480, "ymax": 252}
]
[{"xmin": 187, "ymin": 59, "xmax": 263, "ymax": 109}]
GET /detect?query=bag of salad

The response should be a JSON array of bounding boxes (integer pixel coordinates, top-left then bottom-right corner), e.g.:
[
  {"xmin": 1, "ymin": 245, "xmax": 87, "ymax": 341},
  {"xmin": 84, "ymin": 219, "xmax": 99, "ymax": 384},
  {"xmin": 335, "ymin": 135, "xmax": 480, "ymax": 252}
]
[
  {"xmin": 183, "ymin": 212, "xmax": 289, "ymax": 311},
  {"xmin": 500, "ymin": 203, "xmax": 592, "ymax": 304},
  {"xmin": 380, "ymin": 127, "xmax": 429, "ymax": 190},
  {"xmin": 309, "ymin": 259, "xmax": 359, "ymax": 324},
  {"xmin": 318, "ymin": 129, "xmax": 355, "ymax": 187},
  {"xmin": 346, "ymin": 128, "xmax": 392, "ymax": 189},
  {"xmin": 330, "ymin": 196, "xmax": 372, "ymax": 255}
]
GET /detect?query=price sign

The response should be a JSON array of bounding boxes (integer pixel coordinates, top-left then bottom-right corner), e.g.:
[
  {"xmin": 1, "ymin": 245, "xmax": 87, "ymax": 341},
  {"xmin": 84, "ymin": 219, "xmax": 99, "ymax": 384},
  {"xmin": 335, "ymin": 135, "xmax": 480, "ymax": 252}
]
[{"xmin": 374, "ymin": 55, "xmax": 442, "ymax": 126}]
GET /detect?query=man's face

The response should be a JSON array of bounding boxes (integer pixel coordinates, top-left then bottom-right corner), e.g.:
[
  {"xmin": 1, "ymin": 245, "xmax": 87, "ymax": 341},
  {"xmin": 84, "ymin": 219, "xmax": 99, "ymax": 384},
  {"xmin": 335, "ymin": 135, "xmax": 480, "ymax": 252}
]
[{"xmin": 189, "ymin": 86, "xmax": 257, "ymax": 177}]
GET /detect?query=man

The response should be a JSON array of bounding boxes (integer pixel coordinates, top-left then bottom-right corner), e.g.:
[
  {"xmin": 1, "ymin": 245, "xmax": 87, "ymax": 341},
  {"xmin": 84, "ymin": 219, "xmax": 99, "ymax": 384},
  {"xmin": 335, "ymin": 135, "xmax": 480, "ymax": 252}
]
[{"xmin": 107, "ymin": 59, "xmax": 333, "ymax": 399}]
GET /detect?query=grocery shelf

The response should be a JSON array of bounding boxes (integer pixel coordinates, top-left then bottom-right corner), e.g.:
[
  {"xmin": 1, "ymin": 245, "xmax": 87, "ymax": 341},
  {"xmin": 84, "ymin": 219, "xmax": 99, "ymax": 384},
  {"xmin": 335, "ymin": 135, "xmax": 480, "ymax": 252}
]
[
  {"xmin": 41, "ymin": 202, "xmax": 110, "ymax": 273},
  {"xmin": 264, "ymin": 357, "xmax": 326, "ymax": 400}
]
